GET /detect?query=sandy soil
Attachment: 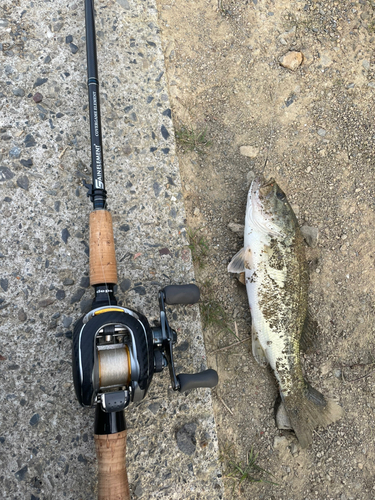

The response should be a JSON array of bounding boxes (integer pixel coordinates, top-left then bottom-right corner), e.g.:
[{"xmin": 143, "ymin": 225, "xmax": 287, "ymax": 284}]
[{"xmin": 155, "ymin": 0, "xmax": 375, "ymax": 498}]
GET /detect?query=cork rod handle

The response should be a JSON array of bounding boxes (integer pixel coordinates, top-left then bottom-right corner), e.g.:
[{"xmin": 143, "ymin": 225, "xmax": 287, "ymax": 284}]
[
  {"xmin": 90, "ymin": 210, "xmax": 118, "ymax": 286},
  {"xmin": 94, "ymin": 431, "xmax": 130, "ymax": 500}
]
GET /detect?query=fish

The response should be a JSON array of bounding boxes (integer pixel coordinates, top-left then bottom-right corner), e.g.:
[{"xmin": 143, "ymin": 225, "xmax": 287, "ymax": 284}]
[{"xmin": 228, "ymin": 177, "xmax": 343, "ymax": 448}]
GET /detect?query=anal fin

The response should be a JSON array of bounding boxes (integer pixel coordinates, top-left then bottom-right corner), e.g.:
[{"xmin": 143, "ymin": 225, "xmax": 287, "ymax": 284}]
[{"xmin": 252, "ymin": 323, "xmax": 268, "ymax": 367}]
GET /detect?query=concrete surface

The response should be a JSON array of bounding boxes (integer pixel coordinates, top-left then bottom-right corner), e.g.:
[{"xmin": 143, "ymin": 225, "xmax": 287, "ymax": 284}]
[{"xmin": 0, "ymin": 0, "xmax": 223, "ymax": 498}]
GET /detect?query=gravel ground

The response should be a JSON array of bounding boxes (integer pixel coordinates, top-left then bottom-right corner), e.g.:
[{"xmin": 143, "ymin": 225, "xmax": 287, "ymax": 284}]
[
  {"xmin": 0, "ymin": 0, "xmax": 222, "ymax": 498},
  {"xmin": 156, "ymin": 0, "xmax": 375, "ymax": 498}
]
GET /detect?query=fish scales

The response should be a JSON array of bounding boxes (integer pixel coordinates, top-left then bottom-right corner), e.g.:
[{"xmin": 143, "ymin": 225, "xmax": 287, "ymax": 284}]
[{"xmin": 228, "ymin": 177, "xmax": 343, "ymax": 448}]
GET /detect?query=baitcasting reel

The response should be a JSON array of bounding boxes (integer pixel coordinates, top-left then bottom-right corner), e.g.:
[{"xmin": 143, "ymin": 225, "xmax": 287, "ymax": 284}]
[{"xmin": 72, "ymin": 284, "xmax": 218, "ymax": 414}]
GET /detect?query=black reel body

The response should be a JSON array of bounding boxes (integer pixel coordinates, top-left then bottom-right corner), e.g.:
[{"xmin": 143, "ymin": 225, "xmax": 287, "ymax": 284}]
[
  {"xmin": 72, "ymin": 284, "xmax": 218, "ymax": 414},
  {"xmin": 72, "ymin": 307, "xmax": 154, "ymax": 410}
]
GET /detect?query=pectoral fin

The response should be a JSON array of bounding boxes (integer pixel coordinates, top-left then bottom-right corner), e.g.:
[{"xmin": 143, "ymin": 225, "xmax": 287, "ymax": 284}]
[
  {"xmin": 252, "ymin": 323, "xmax": 268, "ymax": 367},
  {"xmin": 228, "ymin": 247, "xmax": 252, "ymax": 273}
]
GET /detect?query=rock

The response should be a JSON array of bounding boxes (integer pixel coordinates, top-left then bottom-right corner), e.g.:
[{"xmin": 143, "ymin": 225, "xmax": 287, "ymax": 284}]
[
  {"xmin": 318, "ymin": 52, "xmax": 333, "ymax": 68},
  {"xmin": 334, "ymin": 368, "xmax": 342, "ymax": 379},
  {"xmin": 278, "ymin": 26, "xmax": 296, "ymax": 45},
  {"xmin": 66, "ymin": 35, "xmax": 73, "ymax": 43},
  {"xmin": 77, "ymin": 454, "xmax": 87, "ymax": 464},
  {"xmin": 63, "ymin": 278, "xmax": 74, "ymax": 286},
  {"xmin": 52, "ymin": 22, "xmax": 63, "ymax": 32},
  {"xmin": 38, "ymin": 298, "xmax": 55, "ymax": 307},
  {"xmin": 15, "ymin": 465, "xmax": 28, "ymax": 481},
  {"xmin": 24, "ymin": 134, "xmax": 36, "ymax": 147},
  {"xmin": 17, "ymin": 176, "xmax": 29, "ymax": 190},
  {"xmin": 0, "ymin": 166, "xmax": 15, "ymax": 180},
  {"xmin": 13, "ymin": 88, "xmax": 25, "ymax": 97},
  {"xmin": 56, "ymin": 289, "xmax": 66, "ymax": 301},
  {"xmin": 62, "ymin": 317, "xmax": 73, "ymax": 328},
  {"xmin": 302, "ymin": 50, "xmax": 314, "ymax": 66},
  {"xmin": 317, "ymin": 128, "xmax": 327, "ymax": 137},
  {"xmin": 240, "ymin": 145, "xmax": 258, "ymax": 158},
  {"xmin": 176, "ymin": 423, "xmax": 197, "ymax": 455},
  {"xmin": 280, "ymin": 51, "xmax": 303, "ymax": 71},
  {"xmin": 228, "ymin": 222, "xmax": 244, "ymax": 234},
  {"xmin": 61, "ymin": 228, "xmax": 70, "ymax": 244},
  {"xmin": 18, "ymin": 308, "xmax": 27, "ymax": 322},
  {"xmin": 33, "ymin": 93, "xmax": 43, "ymax": 103},
  {"xmin": 29, "ymin": 413, "xmax": 40, "ymax": 426},
  {"xmin": 133, "ymin": 285, "xmax": 146, "ymax": 295},
  {"xmin": 120, "ymin": 279, "xmax": 131, "ymax": 292},
  {"xmin": 273, "ymin": 435, "xmax": 288, "ymax": 450},
  {"xmin": 9, "ymin": 147, "xmax": 21, "ymax": 159},
  {"xmin": 161, "ymin": 124, "xmax": 169, "ymax": 139},
  {"xmin": 80, "ymin": 299, "xmax": 92, "ymax": 314},
  {"xmin": 33, "ymin": 77, "xmax": 48, "ymax": 88},
  {"xmin": 0, "ymin": 278, "xmax": 8, "ymax": 292},
  {"xmin": 70, "ymin": 43, "xmax": 78, "ymax": 54},
  {"xmin": 301, "ymin": 226, "xmax": 318, "ymax": 248},
  {"xmin": 237, "ymin": 272, "xmax": 245, "ymax": 285},
  {"xmin": 275, "ymin": 403, "xmax": 292, "ymax": 430},
  {"xmin": 80, "ymin": 276, "xmax": 90, "ymax": 288},
  {"xmin": 289, "ymin": 442, "xmax": 299, "ymax": 456},
  {"xmin": 117, "ymin": 0, "xmax": 130, "ymax": 8},
  {"xmin": 148, "ymin": 403, "xmax": 160, "ymax": 414},
  {"xmin": 119, "ymin": 224, "xmax": 130, "ymax": 232},
  {"xmin": 134, "ymin": 483, "xmax": 143, "ymax": 497},
  {"xmin": 20, "ymin": 158, "xmax": 33, "ymax": 168},
  {"xmin": 153, "ymin": 181, "xmax": 162, "ymax": 197},
  {"xmin": 70, "ymin": 288, "xmax": 85, "ymax": 304}
]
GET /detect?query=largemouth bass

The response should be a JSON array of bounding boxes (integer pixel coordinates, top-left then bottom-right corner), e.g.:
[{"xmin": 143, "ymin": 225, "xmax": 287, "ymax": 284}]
[{"xmin": 228, "ymin": 177, "xmax": 342, "ymax": 448}]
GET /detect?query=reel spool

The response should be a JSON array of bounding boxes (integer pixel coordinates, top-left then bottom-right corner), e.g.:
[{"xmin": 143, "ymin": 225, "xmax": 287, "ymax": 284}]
[{"xmin": 72, "ymin": 284, "xmax": 218, "ymax": 414}]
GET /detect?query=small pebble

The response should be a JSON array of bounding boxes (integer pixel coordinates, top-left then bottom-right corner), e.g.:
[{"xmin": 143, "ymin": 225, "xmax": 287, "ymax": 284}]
[
  {"xmin": 61, "ymin": 228, "xmax": 70, "ymax": 244},
  {"xmin": 9, "ymin": 147, "xmax": 21, "ymax": 159},
  {"xmin": 29, "ymin": 413, "xmax": 40, "ymax": 426},
  {"xmin": 13, "ymin": 88, "xmax": 25, "ymax": 97},
  {"xmin": 240, "ymin": 145, "xmax": 258, "ymax": 158},
  {"xmin": 17, "ymin": 176, "xmax": 29, "ymax": 191},
  {"xmin": 280, "ymin": 51, "xmax": 303, "ymax": 71},
  {"xmin": 18, "ymin": 308, "xmax": 27, "ymax": 322},
  {"xmin": 33, "ymin": 92, "xmax": 43, "ymax": 103},
  {"xmin": 301, "ymin": 226, "xmax": 319, "ymax": 248},
  {"xmin": 334, "ymin": 369, "xmax": 342, "ymax": 379}
]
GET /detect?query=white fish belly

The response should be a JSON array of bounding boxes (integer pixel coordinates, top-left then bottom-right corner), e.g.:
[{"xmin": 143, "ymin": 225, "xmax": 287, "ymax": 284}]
[{"xmin": 245, "ymin": 263, "xmax": 294, "ymax": 395}]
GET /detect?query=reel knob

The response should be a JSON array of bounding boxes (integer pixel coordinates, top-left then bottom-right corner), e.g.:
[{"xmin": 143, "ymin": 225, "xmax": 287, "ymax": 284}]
[
  {"xmin": 177, "ymin": 369, "xmax": 218, "ymax": 392},
  {"xmin": 163, "ymin": 284, "xmax": 200, "ymax": 305}
]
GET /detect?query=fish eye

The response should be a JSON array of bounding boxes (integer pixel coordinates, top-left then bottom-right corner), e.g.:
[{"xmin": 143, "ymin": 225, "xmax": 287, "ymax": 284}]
[{"xmin": 276, "ymin": 189, "xmax": 286, "ymax": 200}]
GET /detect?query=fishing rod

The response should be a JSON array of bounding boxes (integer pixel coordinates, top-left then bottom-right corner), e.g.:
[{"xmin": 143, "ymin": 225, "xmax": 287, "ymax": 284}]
[{"xmin": 71, "ymin": 1, "xmax": 218, "ymax": 498}]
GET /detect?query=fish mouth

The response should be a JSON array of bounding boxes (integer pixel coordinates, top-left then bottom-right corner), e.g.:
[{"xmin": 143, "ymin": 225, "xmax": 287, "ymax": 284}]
[{"xmin": 247, "ymin": 177, "xmax": 283, "ymax": 237}]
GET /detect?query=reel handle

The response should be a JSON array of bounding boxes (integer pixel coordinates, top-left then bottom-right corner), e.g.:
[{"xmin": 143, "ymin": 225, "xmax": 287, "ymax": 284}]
[
  {"xmin": 163, "ymin": 284, "xmax": 200, "ymax": 305},
  {"xmin": 177, "ymin": 369, "xmax": 218, "ymax": 392},
  {"xmin": 94, "ymin": 431, "xmax": 130, "ymax": 500}
]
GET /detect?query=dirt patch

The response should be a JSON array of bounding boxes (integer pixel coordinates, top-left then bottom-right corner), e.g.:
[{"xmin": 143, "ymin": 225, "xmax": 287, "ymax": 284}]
[{"xmin": 156, "ymin": 0, "xmax": 375, "ymax": 498}]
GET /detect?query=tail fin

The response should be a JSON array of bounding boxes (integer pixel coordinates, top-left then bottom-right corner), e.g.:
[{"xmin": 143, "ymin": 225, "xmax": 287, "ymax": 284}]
[{"xmin": 282, "ymin": 383, "xmax": 343, "ymax": 448}]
